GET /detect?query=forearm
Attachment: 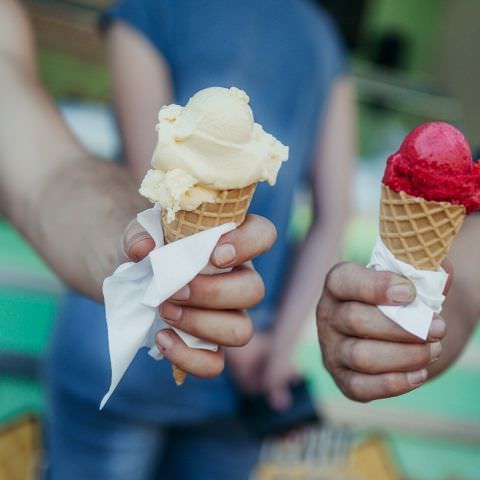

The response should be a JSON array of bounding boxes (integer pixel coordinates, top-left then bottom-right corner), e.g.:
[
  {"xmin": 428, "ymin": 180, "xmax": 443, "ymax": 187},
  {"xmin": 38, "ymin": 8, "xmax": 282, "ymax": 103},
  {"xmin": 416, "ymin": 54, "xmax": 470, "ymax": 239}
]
[
  {"xmin": 270, "ymin": 77, "xmax": 355, "ymax": 355},
  {"xmin": 427, "ymin": 216, "xmax": 480, "ymax": 379},
  {"xmin": 271, "ymin": 221, "xmax": 345, "ymax": 354},
  {"xmin": 28, "ymin": 159, "xmax": 148, "ymax": 301},
  {"xmin": 0, "ymin": 34, "xmax": 148, "ymax": 301},
  {"xmin": 428, "ymin": 288, "xmax": 477, "ymax": 379},
  {"xmin": 107, "ymin": 22, "xmax": 173, "ymax": 182}
]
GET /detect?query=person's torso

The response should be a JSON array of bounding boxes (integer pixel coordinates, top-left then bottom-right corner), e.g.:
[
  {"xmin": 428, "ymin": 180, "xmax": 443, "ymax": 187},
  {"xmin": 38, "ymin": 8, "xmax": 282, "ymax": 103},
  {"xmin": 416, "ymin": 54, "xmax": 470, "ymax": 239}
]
[
  {"xmin": 47, "ymin": 0, "xmax": 346, "ymax": 422},
  {"xmin": 151, "ymin": 0, "xmax": 345, "ymax": 310}
]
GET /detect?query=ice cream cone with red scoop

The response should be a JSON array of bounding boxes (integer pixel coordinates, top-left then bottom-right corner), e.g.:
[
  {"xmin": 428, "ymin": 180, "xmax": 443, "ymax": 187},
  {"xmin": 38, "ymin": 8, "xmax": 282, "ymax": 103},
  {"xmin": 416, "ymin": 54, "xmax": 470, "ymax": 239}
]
[{"xmin": 380, "ymin": 121, "xmax": 480, "ymax": 270}]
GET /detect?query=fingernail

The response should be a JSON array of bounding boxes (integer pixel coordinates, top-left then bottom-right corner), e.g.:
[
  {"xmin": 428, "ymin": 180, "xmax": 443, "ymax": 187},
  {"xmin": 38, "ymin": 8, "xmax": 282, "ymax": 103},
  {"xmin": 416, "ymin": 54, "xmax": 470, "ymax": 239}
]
[
  {"xmin": 407, "ymin": 369, "xmax": 428, "ymax": 387},
  {"xmin": 171, "ymin": 285, "xmax": 190, "ymax": 301},
  {"xmin": 126, "ymin": 235, "xmax": 152, "ymax": 262},
  {"xmin": 429, "ymin": 341, "xmax": 442, "ymax": 363},
  {"xmin": 387, "ymin": 281, "xmax": 416, "ymax": 304},
  {"xmin": 429, "ymin": 318, "xmax": 446, "ymax": 341},
  {"xmin": 130, "ymin": 252, "xmax": 142, "ymax": 262},
  {"xmin": 160, "ymin": 303, "xmax": 182, "ymax": 322},
  {"xmin": 213, "ymin": 244, "xmax": 236, "ymax": 266},
  {"xmin": 156, "ymin": 331, "xmax": 173, "ymax": 352}
]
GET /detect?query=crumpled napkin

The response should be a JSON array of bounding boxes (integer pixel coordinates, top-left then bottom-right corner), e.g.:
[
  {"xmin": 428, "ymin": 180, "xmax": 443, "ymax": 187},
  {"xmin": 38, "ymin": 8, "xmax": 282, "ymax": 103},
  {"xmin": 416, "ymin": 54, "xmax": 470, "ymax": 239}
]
[
  {"xmin": 368, "ymin": 236, "xmax": 448, "ymax": 340},
  {"xmin": 100, "ymin": 204, "xmax": 236, "ymax": 409}
]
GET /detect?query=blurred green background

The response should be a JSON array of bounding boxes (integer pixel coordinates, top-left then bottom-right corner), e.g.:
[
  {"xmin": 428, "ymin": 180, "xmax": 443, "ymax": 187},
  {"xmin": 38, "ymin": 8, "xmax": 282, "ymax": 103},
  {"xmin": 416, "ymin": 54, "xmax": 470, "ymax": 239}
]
[{"xmin": 1, "ymin": 0, "xmax": 480, "ymax": 478}]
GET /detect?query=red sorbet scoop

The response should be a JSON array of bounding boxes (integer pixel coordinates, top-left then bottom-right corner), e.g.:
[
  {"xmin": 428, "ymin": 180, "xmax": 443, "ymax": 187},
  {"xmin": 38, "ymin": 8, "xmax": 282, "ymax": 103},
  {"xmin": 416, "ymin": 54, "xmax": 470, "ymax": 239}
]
[{"xmin": 383, "ymin": 121, "xmax": 480, "ymax": 213}]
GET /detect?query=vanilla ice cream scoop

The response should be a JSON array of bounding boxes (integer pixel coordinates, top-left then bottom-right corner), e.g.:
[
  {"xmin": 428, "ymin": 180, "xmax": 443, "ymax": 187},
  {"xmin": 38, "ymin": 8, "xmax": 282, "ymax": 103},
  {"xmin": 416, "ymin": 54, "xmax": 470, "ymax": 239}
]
[
  {"xmin": 175, "ymin": 87, "xmax": 254, "ymax": 144},
  {"xmin": 140, "ymin": 86, "xmax": 289, "ymax": 219}
]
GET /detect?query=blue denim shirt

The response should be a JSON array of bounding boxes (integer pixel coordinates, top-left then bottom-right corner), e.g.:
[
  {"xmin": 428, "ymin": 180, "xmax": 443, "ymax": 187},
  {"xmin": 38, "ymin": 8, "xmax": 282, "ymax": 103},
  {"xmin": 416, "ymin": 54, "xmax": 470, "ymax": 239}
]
[{"xmin": 47, "ymin": 0, "xmax": 346, "ymax": 423}]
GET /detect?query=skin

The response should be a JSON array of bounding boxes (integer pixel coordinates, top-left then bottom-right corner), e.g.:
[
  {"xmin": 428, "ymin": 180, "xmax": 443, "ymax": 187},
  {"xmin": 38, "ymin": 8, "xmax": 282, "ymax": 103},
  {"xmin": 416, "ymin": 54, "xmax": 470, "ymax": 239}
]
[
  {"xmin": 317, "ymin": 215, "xmax": 480, "ymax": 402},
  {"xmin": 106, "ymin": 21, "xmax": 173, "ymax": 184},
  {"xmin": 107, "ymin": 21, "xmax": 355, "ymax": 409},
  {"xmin": 261, "ymin": 77, "xmax": 355, "ymax": 410},
  {"xmin": 0, "ymin": 0, "xmax": 275, "ymax": 379}
]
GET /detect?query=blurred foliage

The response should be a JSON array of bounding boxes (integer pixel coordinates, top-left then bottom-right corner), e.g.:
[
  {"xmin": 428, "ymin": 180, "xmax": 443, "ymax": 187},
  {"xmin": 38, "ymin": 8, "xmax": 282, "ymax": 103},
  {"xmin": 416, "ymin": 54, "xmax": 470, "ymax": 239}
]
[{"xmin": 38, "ymin": 48, "xmax": 110, "ymax": 100}]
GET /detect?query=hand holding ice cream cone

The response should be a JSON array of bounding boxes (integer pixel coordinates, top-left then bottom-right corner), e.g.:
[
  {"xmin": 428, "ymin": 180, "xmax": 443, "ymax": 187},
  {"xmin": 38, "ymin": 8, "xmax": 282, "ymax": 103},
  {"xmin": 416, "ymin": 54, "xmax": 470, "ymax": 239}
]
[
  {"xmin": 140, "ymin": 86, "xmax": 288, "ymax": 384},
  {"xmin": 115, "ymin": 213, "xmax": 277, "ymax": 388},
  {"xmin": 316, "ymin": 121, "xmax": 480, "ymax": 402}
]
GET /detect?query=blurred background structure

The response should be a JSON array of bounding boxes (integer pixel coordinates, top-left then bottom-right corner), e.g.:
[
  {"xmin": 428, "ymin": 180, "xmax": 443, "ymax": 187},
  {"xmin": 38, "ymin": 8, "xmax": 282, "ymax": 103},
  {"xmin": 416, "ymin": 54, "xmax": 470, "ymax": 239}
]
[{"xmin": 1, "ymin": 0, "xmax": 479, "ymax": 479}]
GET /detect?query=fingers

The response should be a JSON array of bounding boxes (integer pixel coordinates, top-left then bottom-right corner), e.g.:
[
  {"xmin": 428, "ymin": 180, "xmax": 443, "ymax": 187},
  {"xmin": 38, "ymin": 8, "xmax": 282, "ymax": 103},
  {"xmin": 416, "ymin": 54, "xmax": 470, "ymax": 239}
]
[
  {"xmin": 121, "ymin": 219, "xmax": 155, "ymax": 262},
  {"xmin": 122, "ymin": 213, "xmax": 276, "ymax": 266},
  {"xmin": 325, "ymin": 262, "xmax": 416, "ymax": 306},
  {"xmin": 336, "ymin": 337, "xmax": 442, "ymax": 374},
  {"xmin": 268, "ymin": 386, "xmax": 293, "ymax": 412},
  {"xmin": 156, "ymin": 329, "xmax": 225, "ymax": 378},
  {"xmin": 333, "ymin": 301, "xmax": 447, "ymax": 343},
  {"xmin": 336, "ymin": 368, "xmax": 428, "ymax": 403},
  {"xmin": 170, "ymin": 264, "xmax": 265, "ymax": 309},
  {"xmin": 160, "ymin": 303, "xmax": 253, "ymax": 347},
  {"xmin": 210, "ymin": 214, "xmax": 277, "ymax": 269}
]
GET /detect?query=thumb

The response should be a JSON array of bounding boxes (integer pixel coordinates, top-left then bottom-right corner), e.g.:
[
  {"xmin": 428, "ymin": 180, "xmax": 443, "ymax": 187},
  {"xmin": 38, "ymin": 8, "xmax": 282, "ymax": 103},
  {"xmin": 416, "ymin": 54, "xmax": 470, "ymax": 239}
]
[{"xmin": 120, "ymin": 219, "xmax": 155, "ymax": 263}]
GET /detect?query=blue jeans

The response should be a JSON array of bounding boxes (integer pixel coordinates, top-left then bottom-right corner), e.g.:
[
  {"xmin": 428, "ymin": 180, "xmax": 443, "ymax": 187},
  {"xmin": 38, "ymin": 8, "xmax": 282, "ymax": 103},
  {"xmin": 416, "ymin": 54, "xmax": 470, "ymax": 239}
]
[{"xmin": 43, "ymin": 386, "xmax": 261, "ymax": 480}]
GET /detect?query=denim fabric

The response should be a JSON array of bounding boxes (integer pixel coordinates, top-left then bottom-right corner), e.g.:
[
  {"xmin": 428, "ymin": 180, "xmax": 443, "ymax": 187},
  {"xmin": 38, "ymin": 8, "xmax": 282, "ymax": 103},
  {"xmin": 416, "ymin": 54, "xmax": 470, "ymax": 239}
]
[{"xmin": 44, "ymin": 374, "xmax": 260, "ymax": 479}]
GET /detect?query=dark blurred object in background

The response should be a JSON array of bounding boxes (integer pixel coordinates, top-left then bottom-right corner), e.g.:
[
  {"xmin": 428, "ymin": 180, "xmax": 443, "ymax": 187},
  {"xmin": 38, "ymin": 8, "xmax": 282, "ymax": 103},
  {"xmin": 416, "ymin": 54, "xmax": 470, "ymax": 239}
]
[
  {"xmin": 368, "ymin": 31, "xmax": 409, "ymax": 70},
  {"xmin": 314, "ymin": 0, "xmax": 368, "ymax": 51},
  {"xmin": 239, "ymin": 381, "xmax": 320, "ymax": 440}
]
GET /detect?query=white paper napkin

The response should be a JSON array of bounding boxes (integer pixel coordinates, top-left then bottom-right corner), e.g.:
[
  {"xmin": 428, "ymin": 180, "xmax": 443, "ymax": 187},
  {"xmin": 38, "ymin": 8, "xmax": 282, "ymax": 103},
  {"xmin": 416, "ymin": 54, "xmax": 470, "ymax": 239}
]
[
  {"xmin": 367, "ymin": 236, "xmax": 448, "ymax": 340},
  {"xmin": 100, "ymin": 204, "xmax": 236, "ymax": 409}
]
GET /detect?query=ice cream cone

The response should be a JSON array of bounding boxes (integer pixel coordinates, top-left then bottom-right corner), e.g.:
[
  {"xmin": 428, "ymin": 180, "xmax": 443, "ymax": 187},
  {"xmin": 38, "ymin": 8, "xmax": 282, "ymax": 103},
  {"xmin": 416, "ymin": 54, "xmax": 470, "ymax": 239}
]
[
  {"xmin": 172, "ymin": 365, "xmax": 187, "ymax": 386},
  {"xmin": 380, "ymin": 184, "xmax": 465, "ymax": 270},
  {"xmin": 161, "ymin": 184, "xmax": 256, "ymax": 243},
  {"xmin": 161, "ymin": 183, "xmax": 257, "ymax": 384}
]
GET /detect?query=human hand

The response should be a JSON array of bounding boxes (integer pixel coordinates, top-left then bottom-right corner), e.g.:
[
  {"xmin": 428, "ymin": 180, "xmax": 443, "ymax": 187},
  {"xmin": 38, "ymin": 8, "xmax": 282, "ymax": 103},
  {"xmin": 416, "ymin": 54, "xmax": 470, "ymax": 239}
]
[
  {"xmin": 226, "ymin": 332, "xmax": 271, "ymax": 394},
  {"xmin": 121, "ymin": 214, "xmax": 277, "ymax": 379},
  {"xmin": 227, "ymin": 331, "xmax": 302, "ymax": 411},
  {"xmin": 316, "ymin": 262, "xmax": 449, "ymax": 402},
  {"xmin": 262, "ymin": 349, "xmax": 302, "ymax": 411}
]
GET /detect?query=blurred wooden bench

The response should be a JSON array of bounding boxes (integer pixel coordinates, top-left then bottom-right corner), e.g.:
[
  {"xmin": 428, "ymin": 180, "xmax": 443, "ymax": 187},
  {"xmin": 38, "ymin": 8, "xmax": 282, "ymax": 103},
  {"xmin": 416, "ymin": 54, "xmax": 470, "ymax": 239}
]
[{"xmin": 23, "ymin": 0, "xmax": 115, "ymax": 64}]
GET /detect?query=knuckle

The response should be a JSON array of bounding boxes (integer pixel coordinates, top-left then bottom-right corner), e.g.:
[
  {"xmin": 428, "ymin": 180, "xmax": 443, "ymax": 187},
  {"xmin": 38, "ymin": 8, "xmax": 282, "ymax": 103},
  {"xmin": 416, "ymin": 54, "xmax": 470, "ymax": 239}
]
[
  {"xmin": 266, "ymin": 220, "xmax": 277, "ymax": 246},
  {"xmin": 245, "ymin": 271, "xmax": 265, "ymax": 306},
  {"xmin": 340, "ymin": 302, "xmax": 358, "ymax": 333},
  {"xmin": 381, "ymin": 374, "xmax": 403, "ymax": 397},
  {"xmin": 419, "ymin": 345, "xmax": 432, "ymax": 366},
  {"xmin": 360, "ymin": 271, "xmax": 391, "ymax": 303},
  {"xmin": 320, "ymin": 346, "xmax": 333, "ymax": 372},
  {"xmin": 230, "ymin": 316, "xmax": 254, "ymax": 346},
  {"xmin": 344, "ymin": 375, "xmax": 371, "ymax": 403},
  {"xmin": 205, "ymin": 355, "xmax": 225, "ymax": 378},
  {"xmin": 316, "ymin": 297, "xmax": 330, "ymax": 327},
  {"xmin": 242, "ymin": 318, "xmax": 254, "ymax": 344},
  {"xmin": 325, "ymin": 262, "xmax": 346, "ymax": 294},
  {"xmin": 199, "ymin": 277, "xmax": 221, "ymax": 304},
  {"xmin": 349, "ymin": 341, "xmax": 374, "ymax": 373},
  {"xmin": 359, "ymin": 273, "xmax": 380, "ymax": 300}
]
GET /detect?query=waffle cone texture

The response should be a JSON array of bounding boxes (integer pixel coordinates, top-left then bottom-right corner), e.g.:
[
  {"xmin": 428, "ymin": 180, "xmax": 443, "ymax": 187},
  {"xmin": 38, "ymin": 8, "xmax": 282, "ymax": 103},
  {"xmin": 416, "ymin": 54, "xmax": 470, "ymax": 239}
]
[
  {"xmin": 162, "ymin": 184, "xmax": 256, "ymax": 243},
  {"xmin": 161, "ymin": 183, "xmax": 256, "ymax": 384},
  {"xmin": 380, "ymin": 184, "xmax": 465, "ymax": 271}
]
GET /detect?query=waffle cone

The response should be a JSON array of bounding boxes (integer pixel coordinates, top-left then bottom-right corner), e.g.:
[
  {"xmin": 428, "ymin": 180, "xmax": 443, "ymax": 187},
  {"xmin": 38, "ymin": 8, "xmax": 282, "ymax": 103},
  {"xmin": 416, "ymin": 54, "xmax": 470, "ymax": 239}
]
[
  {"xmin": 172, "ymin": 364, "xmax": 187, "ymax": 386},
  {"xmin": 380, "ymin": 184, "xmax": 465, "ymax": 270},
  {"xmin": 161, "ymin": 183, "xmax": 257, "ymax": 384},
  {"xmin": 162, "ymin": 183, "xmax": 257, "ymax": 243}
]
